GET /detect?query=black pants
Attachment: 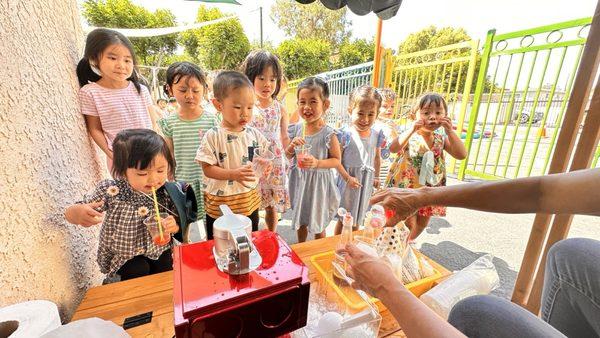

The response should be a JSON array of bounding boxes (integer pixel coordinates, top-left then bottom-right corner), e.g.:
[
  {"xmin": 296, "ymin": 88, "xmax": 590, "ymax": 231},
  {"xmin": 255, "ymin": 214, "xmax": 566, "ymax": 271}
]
[
  {"xmin": 205, "ymin": 209, "xmax": 259, "ymax": 240},
  {"xmin": 117, "ymin": 248, "xmax": 172, "ymax": 281}
]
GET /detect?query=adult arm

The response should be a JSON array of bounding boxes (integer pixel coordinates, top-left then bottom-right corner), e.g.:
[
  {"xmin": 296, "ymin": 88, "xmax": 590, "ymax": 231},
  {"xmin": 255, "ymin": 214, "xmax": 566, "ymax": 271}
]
[
  {"xmin": 342, "ymin": 243, "xmax": 465, "ymax": 338},
  {"xmin": 84, "ymin": 115, "xmax": 112, "ymax": 159},
  {"xmin": 371, "ymin": 168, "xmax": 600, "ymax": 224}
]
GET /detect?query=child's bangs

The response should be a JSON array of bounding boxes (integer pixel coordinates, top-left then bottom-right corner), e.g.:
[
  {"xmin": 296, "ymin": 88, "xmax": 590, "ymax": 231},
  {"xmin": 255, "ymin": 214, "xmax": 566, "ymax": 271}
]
[{"xmin": 418, "ymin": 93, "xmax": 448, "ymax": 112}]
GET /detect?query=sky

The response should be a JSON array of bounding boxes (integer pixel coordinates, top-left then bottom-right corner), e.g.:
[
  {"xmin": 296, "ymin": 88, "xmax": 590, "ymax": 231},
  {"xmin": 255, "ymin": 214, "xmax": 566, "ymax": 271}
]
[{"xmin": 126, "ymin": 0, "xmax": 597, "ymax": 50}]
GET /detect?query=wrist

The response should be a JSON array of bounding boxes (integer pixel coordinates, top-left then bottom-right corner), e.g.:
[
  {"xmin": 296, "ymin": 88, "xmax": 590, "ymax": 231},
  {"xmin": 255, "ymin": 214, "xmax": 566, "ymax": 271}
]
[
  {"xmin": 415, "ymin": 186, "xmax": 433, "ymax": 208},
  {"xmin": 374, "ymin": 275, "xmax": 406, "ymax": 300}
]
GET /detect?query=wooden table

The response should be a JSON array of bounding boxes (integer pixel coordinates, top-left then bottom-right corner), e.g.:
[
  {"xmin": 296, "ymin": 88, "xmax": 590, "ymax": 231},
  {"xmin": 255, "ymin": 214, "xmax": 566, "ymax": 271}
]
[{"xmin": 72, "ymin": 234, "xmax": 450, "ymax": 337}]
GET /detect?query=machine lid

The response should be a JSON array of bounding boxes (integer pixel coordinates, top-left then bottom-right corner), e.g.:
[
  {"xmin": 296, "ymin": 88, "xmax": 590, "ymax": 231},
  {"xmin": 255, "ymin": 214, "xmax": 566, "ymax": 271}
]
[
  {"xmin": 213, "ymin": 205, "xmax": 251, "ymax": 233},
  {"xmin": 173, "ymin": 230, "xmax": 309, "ymax": 320}
]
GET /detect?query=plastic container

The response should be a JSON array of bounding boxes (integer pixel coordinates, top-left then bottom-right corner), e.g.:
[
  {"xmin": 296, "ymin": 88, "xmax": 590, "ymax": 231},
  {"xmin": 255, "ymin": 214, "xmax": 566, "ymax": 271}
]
[
  {"xmin": 420, "ymin": 254, "xmax": 499, "ymax": 319},
  {"xmin": 311, "ymin": 250, "xmax": 445, "ymax": 312},
  {"xmin": 292, "ymin": 278, "xmax": 382, "ymax": 338}
]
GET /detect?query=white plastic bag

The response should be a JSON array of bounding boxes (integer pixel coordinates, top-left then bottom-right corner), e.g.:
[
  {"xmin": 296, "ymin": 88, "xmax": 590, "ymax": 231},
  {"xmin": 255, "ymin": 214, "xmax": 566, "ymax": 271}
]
[
  {"xmin": 419, "ymin": 254, "xmax": 500, "ymax": 319},
  {"xmin": 41, "ymin": 318, "xmax": 130, "ymax": 338}
]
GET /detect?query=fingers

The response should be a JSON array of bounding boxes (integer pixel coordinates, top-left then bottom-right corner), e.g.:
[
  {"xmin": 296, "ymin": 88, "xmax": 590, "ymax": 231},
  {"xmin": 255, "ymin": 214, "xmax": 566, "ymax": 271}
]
[
  {"xmin": 89, "ymin": 200, "xmax": 104, "ymax": 209},
  {"xmin": 369, "ymin": 189, "xmax": 388, "ymax": 205}
]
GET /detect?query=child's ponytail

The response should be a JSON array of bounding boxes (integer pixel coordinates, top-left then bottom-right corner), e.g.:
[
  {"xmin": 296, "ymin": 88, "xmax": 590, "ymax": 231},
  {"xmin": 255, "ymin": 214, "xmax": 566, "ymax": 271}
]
[{"xmin": 76, "ymin": 58, "xmax": 101, "ymax": 88}]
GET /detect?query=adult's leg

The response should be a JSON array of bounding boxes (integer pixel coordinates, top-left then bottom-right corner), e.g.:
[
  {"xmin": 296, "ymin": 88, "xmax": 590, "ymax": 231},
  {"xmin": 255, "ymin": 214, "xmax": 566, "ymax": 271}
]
[
  {"xmin": 334, "ymin": 219, "xmax": 343, "ymax": 236},
  {"xmin": 117, "ymin": 255, "xmax": 151, "ymax": 281},
  {"xmin": 541, "ymin": 238, "xmax": 600, "ymax": 337},
  {"xmin": 448, "ymin": 295, "xmax": 564, "ymax": 338},
  {"xmin": 148, "ymin": 248, "xmax": 173, "ymax": 274}
]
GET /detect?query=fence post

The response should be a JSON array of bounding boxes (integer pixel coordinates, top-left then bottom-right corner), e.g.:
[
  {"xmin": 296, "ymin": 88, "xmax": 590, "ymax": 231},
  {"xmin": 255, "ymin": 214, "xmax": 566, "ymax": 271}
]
[
  {"xmin": 449, "ymin": 39, "xmax": 480, "ymax": 174},
  {"xmin": 458, "ymin": 30, "xmax": 496, "ymax": 180}
]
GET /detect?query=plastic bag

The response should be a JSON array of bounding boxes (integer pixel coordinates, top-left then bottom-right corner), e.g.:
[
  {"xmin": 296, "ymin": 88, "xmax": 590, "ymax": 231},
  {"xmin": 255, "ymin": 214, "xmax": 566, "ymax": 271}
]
[
  {"xmin": 41, "ymin": 318, "xmax": 130, "ymax": 338},
  {"xmin": 419, "ymin": 254, "xmax": 500, "ymax": 319}
]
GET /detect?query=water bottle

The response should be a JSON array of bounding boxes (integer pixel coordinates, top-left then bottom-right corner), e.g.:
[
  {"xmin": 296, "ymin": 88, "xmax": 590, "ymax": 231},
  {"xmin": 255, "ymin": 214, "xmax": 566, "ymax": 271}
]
[
  {"xmin": 334, "ymin": 208, "xmax": 353, "ymax": 284},
  {"xmin": 419, "ymin": 254, "xmax": 500, "ymax": 319}
]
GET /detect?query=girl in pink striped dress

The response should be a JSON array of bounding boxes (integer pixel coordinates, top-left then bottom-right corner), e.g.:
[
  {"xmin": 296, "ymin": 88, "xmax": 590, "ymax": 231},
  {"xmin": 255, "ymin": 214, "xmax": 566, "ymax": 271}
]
[{"xmin": 76, "ymin": 28, "xmax": 161, "ymax": 170}]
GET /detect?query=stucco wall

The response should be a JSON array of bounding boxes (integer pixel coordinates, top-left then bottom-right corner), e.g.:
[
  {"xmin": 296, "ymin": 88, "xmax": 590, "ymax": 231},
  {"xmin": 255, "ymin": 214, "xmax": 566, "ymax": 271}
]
[{"xmin": 0, "ymin": 0, "xmax": 105, "ymax": 320}]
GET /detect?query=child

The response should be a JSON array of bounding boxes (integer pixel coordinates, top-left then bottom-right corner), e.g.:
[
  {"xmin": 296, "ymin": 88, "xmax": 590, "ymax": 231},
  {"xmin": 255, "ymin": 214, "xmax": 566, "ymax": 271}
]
[
  {"xmin": 159, "ymin": 62, "xmax": 218, "ymax": 224},
  {"xmin": 155, "ymin": 98, "xmax": 168, "ymax": 118},
  {"xmin": 374, "ymin": 88, "xmax": 400, "ymax": 184},
  {"xmin": 286, "ymin": 77, "xmax": 341, "ymax": 243},
  {"xmin": 65, "ymin": 129, "xmax": 181, "ymax": 281},
  {"xmin": 196, "ymin": 71, "xmax": 270, "ymax": 240},
  {"xmin": 335, "ymin": 85, "xmax": 385, "ymax": 234},
  {"xmin": 76, "ymin": 28, "xmax": 161, "ymax": 170},
  {"xmin": 386, "ymin": 93, "xmax": 467, "ymax": 239},
  {"xmin": 240, "ymin": 50, "xmax": 291, "ymax": 232}
]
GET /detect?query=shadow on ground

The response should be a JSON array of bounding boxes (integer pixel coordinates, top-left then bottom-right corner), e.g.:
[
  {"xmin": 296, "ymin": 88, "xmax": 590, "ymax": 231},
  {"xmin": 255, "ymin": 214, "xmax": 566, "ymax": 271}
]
[{"xmin": 419, "ymin": 241, "xmax": 517, "ymax": 299}]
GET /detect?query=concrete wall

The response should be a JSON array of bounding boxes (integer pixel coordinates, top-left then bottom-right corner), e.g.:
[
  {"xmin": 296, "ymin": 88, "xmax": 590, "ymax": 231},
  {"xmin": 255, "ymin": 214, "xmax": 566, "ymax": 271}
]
[{"xmin": 0, "ymin": 0, "xmax": 105, "ymax": 320}]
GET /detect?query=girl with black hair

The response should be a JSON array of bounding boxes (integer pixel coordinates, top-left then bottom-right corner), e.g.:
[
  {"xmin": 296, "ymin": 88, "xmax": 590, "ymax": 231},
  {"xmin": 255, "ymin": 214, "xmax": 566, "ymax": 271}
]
[
  {"xmin": 158, "ymin": 61, "xmax": 218, "ymax": 224},
  {"xmin": 240, "ymin": 50, "xmax": 291, "ymax": 232},
  {"xmin": 76, "ymin": 28, "xmax": 161, "ymax": 170},
  {"xmin": 65, "ymin": 129, "xmax": 182, "ymax": 281}
]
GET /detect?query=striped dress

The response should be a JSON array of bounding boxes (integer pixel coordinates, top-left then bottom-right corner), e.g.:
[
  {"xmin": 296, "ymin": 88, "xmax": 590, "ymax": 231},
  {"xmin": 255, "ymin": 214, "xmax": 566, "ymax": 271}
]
[
  {"xmin": 159, "ymin": 112, "xmax": 218, "ymax": 219},
  {"xmin": 78, "ymin": 81, "xmax": 154, "ymax": 149}
]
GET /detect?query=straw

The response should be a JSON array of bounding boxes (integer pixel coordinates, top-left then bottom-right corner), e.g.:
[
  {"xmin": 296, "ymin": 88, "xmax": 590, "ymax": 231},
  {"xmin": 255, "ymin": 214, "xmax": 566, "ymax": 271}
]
[
  {"xmin": 301, "ymin": 121, "xmax": 306, "ymax": 139},
  {"xmin": 151, "ymin": 187, "xmax": 164, "ymax": 240}
]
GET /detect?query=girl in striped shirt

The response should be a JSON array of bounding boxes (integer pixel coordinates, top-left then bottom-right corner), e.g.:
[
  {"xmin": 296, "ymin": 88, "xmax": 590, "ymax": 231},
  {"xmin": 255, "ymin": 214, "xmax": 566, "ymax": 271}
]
[
  {"xmin": 76, "ymin": 28, "xmax": 161, "ymax": 170},
  {"xmin": 159, "ymin": 62, "xmax": 218, "ymax": 223}
]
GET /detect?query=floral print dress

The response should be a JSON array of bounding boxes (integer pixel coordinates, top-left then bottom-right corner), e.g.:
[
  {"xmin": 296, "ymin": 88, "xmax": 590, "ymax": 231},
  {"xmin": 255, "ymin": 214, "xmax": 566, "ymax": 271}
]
[
  {"xmin": 385, "ymin": 133, "xmax": 447, "ymax": 217},
  {"xmin": 249, "ymin": 101, "xmax": 290, "ymax": 212}
]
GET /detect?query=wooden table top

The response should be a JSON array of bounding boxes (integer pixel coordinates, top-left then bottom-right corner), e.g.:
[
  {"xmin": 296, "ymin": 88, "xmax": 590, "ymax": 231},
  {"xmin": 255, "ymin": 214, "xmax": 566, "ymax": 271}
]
[{"xmin": 72, "ymin": 233, "xmax": 449, "ymax": 337}]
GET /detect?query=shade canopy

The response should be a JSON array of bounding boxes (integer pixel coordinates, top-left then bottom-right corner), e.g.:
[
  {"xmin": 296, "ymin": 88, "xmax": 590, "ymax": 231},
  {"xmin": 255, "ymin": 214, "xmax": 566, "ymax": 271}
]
[{"xmin": 295, "ymin": 0, "xmax": 402, "ymax": 20}]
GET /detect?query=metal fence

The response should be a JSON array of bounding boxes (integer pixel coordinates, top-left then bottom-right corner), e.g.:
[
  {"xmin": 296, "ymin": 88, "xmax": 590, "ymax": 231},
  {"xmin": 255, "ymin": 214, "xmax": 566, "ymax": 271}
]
[
  {"xmin": 459, "ymin": 18, "xmax": 592, "ymax": 180},
  {"xmin": 285, "ymin": 62, "xmax": 374, "ymax": 128}
]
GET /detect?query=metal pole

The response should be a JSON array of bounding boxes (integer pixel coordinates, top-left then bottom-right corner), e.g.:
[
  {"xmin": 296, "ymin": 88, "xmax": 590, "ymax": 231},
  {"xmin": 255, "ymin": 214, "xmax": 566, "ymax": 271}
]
[{"xmin": 260, "ymin": 6, "xmax": 263, "ymax": 48}]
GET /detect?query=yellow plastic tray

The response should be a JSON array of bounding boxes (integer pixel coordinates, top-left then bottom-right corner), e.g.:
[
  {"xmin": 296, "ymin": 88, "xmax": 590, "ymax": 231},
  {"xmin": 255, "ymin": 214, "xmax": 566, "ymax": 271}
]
[{"xmin": 310, "ymin": 250, "xmax": 445, "ymax": 311}]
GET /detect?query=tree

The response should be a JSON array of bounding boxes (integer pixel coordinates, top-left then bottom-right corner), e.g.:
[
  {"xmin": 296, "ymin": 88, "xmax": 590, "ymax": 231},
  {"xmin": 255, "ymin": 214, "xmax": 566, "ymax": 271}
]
[
  {"xmin": 81, "ymin": 0, "xmax": 178, "ymax": 66},
  {"xmin": 276, "ymin": 38, "xmax": 331, "ymax": 80},
  {"xmin": 395, "ymin": 26, "xmax": 478, "ymax": 95},
  {"xmin": 180, "ymin": 6, "xmax": 250, "ymax": 70},
  {"xmin": 271, "ymin": 0, "xmax": 351, "ymax": 50},
  {"xmin": 335, "ymin": 38, "xmax": 375, "ymax": 69}
]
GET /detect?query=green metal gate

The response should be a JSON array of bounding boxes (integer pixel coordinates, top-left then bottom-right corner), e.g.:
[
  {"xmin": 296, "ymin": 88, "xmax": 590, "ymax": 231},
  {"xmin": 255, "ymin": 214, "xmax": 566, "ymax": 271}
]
[
  {"xmin": 389, "ymin": 40, "xmax": 480, "ymax": 173},
  {"xmin": 459, "ymin": 18, "xmax": 592, "ymax": 180}
]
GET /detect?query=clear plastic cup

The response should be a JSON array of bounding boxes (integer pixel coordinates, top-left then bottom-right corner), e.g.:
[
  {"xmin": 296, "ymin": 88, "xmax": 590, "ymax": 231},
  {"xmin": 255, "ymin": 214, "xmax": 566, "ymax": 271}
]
[
  {"xmin": 252, "ymin": 147, "xmax": 275, "ymax": 179},
  {"xmin": 294, "ymin": 144, "xmax": 312, "ymax": 169},
  {"xmin": 144, "ymin": 212, "xmax": 171, "ymax": 246}
]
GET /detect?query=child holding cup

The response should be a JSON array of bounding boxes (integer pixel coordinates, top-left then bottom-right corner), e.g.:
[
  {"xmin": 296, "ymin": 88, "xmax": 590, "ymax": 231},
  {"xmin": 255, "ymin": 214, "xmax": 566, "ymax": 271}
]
[
  {"xmin": 286, "ymin": 77, "xmax": 341, "ymax": 243},
  {"xmin": 65, "ymin": 129, "xmax": 181, "ymax": 281}
]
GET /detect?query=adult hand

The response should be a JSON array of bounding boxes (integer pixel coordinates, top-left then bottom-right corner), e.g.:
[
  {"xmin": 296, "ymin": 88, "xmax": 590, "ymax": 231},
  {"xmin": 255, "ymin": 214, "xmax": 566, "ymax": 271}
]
[
  {"xmin": 65, "ymin": 201, "xmax": 104, "ymax": 227},
  {"xmin": 340, "ymin": 243, "xmax": 402, "ymax": 298},
  {"xmin": 369, "ymin": 188, "xmax": 423, "ymax": 226},
  {"xmin": 373, "ymin": 178, "xmax": 381, "ymax": 189},
  {"xmin": 162, "ymin": 215, "xmax": 179, "ymax": 234}
]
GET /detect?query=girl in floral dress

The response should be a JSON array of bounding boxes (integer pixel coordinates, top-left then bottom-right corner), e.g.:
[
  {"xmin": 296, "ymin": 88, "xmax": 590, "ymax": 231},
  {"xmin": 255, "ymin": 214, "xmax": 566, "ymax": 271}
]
[
  {"xmin": 385, "ymin": 93, "xmax": 467, "ymax": 240},
  {"xmin": 241, "ymin": 50, "xmax": 290, "ymax": 232}
]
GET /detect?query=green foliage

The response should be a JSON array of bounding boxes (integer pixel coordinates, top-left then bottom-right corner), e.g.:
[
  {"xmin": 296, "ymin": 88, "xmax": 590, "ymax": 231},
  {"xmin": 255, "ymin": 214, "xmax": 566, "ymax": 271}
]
[
  {"xmin": 271, "ymin": 0, "xmax": 351, "ymax": 49},
  {"xmin": 394, "ymin": 26, "xmax": 485, "ymax": 95},
  {"xmin": 180, "ymin": 6, "xmax": 250, "ymax": 70},
  {"xmin": 81, "ymin": 0, "xmax": 178, "ymax": 66},
  {"xmin": 335, "ymin": 38, "xmax": 375, "ymax": 68},
  {"xmin": 276, "ymin": 38, "xmax": 331, "ymax": 79}
]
